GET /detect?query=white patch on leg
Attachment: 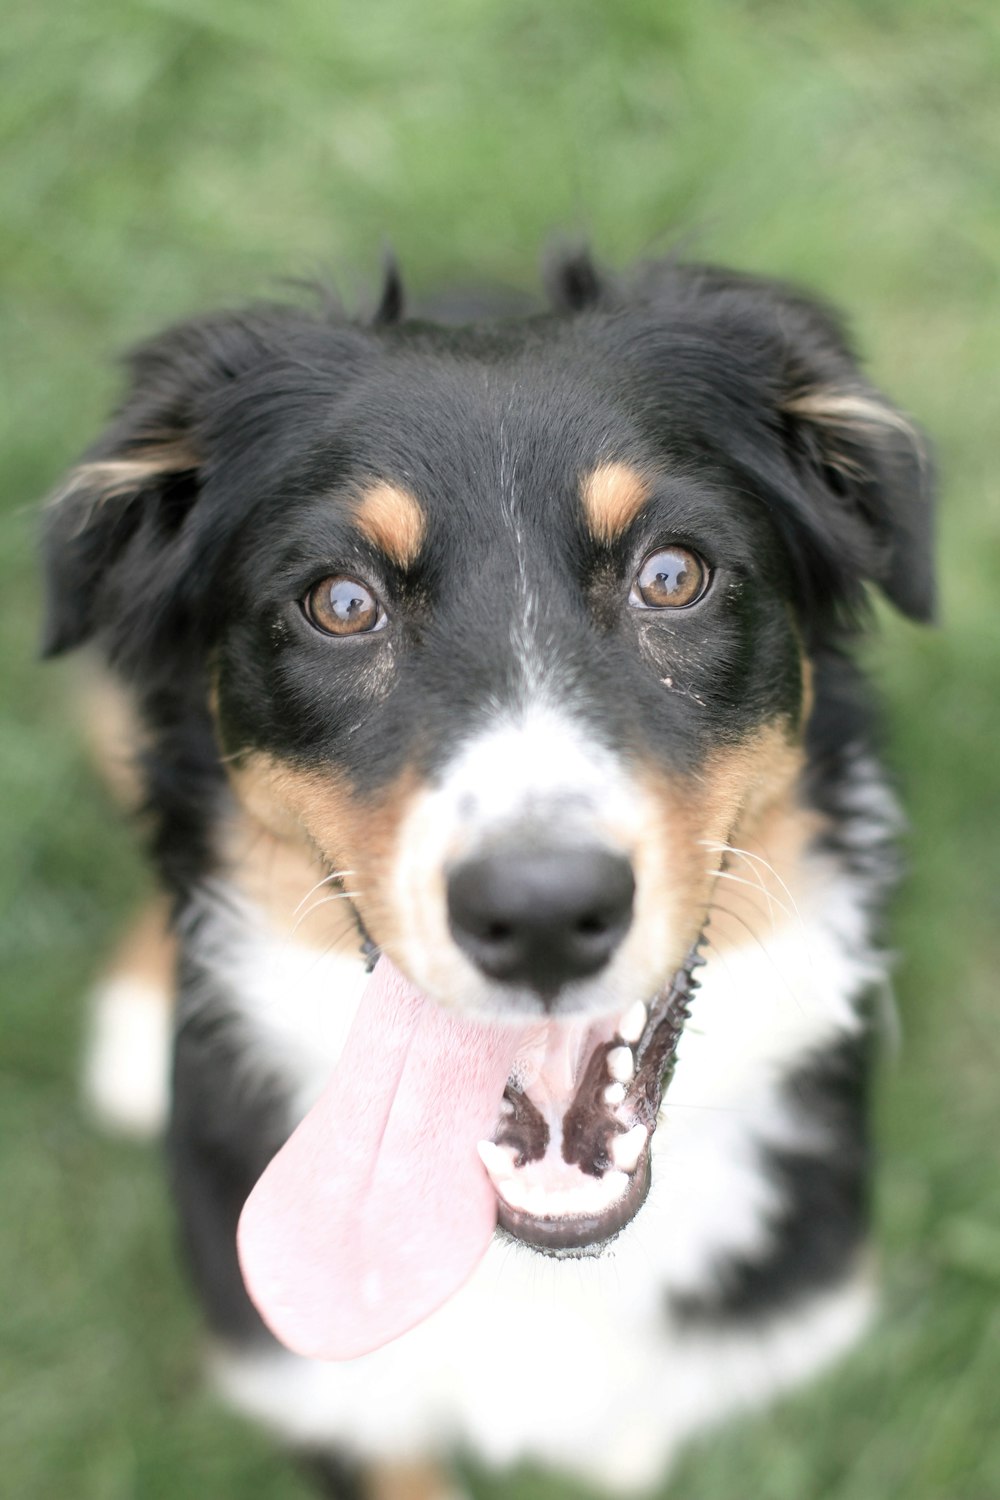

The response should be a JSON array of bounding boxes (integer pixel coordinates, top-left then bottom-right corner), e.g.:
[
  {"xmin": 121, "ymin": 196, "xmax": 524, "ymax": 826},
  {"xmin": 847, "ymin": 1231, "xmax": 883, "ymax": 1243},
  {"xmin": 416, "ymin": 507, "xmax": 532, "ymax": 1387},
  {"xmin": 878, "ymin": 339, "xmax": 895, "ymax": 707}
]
[{"xmin": 82, "ymin": 977, "xmax": 171, "ymax": 1137}]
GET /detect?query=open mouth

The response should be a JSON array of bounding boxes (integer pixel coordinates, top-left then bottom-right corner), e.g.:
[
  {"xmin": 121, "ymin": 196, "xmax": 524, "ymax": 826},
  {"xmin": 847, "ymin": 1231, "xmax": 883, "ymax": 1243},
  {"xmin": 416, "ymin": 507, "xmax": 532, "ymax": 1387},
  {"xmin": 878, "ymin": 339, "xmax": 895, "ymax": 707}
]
[
  {"xmin": 237, "ymin": 930, "xmax": 708, "ymax": 1361},
  {"xmin": 480, "ymin": 940, "xmax": 706, "ymax": 1255}
]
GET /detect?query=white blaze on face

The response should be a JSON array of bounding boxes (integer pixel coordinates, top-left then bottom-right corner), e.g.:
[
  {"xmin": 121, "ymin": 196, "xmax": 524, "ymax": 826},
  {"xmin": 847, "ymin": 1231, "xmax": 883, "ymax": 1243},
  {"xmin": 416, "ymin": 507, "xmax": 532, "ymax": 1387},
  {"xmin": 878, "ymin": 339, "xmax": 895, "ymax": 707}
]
[{"xmin": 387, "ymin": 705, "xmax": 678, "ymax": 1022}]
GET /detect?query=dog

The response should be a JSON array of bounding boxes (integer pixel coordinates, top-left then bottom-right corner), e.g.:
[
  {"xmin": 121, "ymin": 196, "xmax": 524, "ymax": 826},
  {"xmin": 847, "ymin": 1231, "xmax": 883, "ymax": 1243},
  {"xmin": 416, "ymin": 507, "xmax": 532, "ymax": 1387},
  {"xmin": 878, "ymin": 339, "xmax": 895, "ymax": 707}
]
[{"xmin": 42, "ymin": 249, "xmax": 934, "ymax": 1498}]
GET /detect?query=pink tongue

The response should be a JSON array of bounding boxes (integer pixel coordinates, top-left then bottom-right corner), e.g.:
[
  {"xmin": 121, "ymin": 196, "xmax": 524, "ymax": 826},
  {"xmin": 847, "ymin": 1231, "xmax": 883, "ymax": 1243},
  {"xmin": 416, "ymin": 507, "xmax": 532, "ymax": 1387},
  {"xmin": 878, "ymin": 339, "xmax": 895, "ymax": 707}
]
[{"xmin": 237, "ymin": 958, "xmax": 528, "ymax": 1360}]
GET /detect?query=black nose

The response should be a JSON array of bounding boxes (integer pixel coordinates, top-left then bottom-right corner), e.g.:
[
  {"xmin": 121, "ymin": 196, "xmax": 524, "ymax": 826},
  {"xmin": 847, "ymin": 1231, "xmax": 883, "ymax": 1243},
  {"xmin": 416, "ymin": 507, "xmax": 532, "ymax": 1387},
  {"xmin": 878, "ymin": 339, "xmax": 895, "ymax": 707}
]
[{"xmin": 447, "ymin": 845, "xmax": 635, "ymax": 1000}]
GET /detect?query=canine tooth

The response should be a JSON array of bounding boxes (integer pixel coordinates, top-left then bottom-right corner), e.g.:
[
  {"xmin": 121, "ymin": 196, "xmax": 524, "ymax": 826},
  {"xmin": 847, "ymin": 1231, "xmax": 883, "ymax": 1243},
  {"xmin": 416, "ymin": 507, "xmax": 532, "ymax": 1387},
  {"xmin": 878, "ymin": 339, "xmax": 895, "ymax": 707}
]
[
  {"xmin": 603, "ymin": 1082, "xmax": 627, "ymax": 1106},
  {"xmin": 606, "ymin": 1046, "xmax": 635, "ymax": 1083},
  {"xmin": 477, "ymin": 1140, "xmax": 517, "ymax": 1180},
  {"xmin": 611, "ymin": 1124, "xmax": 647, "ymax": 1173},
  {"xmin": 617, "ymin": 1000, "xmax": 647, "ymax": 1044}
]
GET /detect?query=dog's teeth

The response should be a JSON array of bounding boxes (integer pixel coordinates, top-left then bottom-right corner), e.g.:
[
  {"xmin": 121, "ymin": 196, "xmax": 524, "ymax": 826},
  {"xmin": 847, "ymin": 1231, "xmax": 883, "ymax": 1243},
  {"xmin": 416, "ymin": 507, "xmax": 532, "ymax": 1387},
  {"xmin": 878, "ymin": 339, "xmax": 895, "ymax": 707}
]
[
  {"xmin": 606, "ymin": 1046, "xmax": 635, "ymax": 1083},
  {"xmin": 499, "ymin": 1097, "xmax": 515, "ymax": 1117},
  {"xmin": 611, "ymin": 1124, "xmax": 647, "ymax": 1173},
  {"xmin": 477, "ymin": 1141, "xmax": 518, "ymax": 1180},
  {"xmin": 617, "ymin": 1001, "xmax": 647, "ymax": 1044},
  {"xmin": 603, "ymin": 1082, "xmax": 627, "ymax": 1106}
]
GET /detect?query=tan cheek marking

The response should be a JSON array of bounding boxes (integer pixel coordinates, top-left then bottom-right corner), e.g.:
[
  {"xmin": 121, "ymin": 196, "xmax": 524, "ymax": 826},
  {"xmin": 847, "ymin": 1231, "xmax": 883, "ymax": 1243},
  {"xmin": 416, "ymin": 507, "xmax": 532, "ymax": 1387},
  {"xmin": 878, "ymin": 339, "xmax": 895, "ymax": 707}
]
[
  {"xmin": 580, "ymin": 461, "xmax": 651, "ymax": 545},
  {"xmin": 225, "ymin": 753, "xmax": 424, "ymax": 958},
  {"xmin": 708, "ymin": 790, "xmax": 824, "ymax": 956},
  {"xmin": 220, "ymin": 809, "xmax": 360, "ymax": 954},
  {"xmin": 351, "ymin": 480, "xmax": 426, "ymax": 568},
  {"xmin": 634, "ymin": 720, "xmax": 811, "ymax": 954}
]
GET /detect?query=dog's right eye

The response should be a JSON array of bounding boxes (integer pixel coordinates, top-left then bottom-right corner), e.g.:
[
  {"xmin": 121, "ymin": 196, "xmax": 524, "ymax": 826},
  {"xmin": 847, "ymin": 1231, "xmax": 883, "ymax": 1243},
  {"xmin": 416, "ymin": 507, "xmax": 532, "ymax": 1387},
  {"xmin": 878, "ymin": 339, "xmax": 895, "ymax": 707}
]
[{"xmin": 303, "ymin": 576, "xmax": 386, "ymax": 636}]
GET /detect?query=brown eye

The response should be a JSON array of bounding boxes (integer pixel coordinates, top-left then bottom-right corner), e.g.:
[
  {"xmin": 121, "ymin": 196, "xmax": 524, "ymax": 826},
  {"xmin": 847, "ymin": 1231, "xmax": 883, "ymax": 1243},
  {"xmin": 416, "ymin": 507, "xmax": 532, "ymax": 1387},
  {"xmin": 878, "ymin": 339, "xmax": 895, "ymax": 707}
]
[
  {"xmin": 304, "ymin": 575, "xmax": 384, "ymax": 635},
  {"xmin": 631, "ymin": 547, "xmax": 710, "ymax": 610}
]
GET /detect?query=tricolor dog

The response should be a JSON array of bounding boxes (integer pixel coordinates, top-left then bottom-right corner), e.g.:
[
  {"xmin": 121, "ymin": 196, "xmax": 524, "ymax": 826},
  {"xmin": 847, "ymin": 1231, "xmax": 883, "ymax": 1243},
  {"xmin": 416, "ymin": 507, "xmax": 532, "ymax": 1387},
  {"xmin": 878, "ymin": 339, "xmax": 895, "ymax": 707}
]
[{"xmin": 42, "ymin": 251, "xmax": 934, "ymax": 1497}]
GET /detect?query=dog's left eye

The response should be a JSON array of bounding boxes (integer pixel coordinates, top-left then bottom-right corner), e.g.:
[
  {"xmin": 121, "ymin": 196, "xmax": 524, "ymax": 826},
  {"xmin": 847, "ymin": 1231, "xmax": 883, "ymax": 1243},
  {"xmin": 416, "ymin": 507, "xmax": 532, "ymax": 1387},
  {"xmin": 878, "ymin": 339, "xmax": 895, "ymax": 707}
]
[
  {"xmin": 303, "ymin": 575, "xmax": 386, "ymax": 636},
  {"xmin": 629, "ymin": 547, "xmax": 710, "ymax": 610}
]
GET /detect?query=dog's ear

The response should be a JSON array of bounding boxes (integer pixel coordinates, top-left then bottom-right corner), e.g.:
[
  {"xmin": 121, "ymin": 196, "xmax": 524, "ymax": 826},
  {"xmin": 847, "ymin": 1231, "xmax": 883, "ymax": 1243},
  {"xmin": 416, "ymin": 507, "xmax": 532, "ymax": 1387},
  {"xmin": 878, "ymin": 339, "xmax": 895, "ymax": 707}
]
[
  {"xmin": 625, "ymin": 262, "xmax": 935, "ymax": 626},
  {"xmin": 41, "ymin": 312, "xmax": 272, "ymax": 659},
  {"xmin": 773, "ymin": 291, "xmax": 935, "ymax": 625},
  {"xmin": 41, "ymin": 307, "xmax": 369, "ymax": 664},
  {"xmin": 543, "ymin": 244, "xmax": 605, "ymax": 313}
]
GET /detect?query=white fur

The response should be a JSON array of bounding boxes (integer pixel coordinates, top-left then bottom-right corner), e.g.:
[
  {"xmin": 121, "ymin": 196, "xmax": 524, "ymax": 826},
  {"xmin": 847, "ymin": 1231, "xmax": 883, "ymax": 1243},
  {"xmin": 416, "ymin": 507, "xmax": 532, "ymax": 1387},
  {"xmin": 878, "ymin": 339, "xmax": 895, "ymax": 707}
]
[
  {"xmin": 82, "ymin": 977, "xmax": 171, "ymax": 1136},
  {"xmin": 390, "ymin": 705, "xmax": 679, "ymax": 1023},
  {"xmin": 189, "ymin": 893, "xmax": 371, "ymax": 1121},
  {"xmin": 212, "ymin": 1268, "xmax": 875, "ymax": 1492}
]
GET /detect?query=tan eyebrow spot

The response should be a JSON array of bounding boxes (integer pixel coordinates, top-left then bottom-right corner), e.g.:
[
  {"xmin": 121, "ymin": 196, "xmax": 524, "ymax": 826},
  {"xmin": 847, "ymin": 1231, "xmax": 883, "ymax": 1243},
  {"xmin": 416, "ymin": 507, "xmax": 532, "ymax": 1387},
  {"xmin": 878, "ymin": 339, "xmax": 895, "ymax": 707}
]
[
  {"xmin": 351, "ymin": 481, "xmax": 426, "ymax": 567},
  {"xmin": 580, "ymin": 462, "xmax": 652, "ymax": 544}
]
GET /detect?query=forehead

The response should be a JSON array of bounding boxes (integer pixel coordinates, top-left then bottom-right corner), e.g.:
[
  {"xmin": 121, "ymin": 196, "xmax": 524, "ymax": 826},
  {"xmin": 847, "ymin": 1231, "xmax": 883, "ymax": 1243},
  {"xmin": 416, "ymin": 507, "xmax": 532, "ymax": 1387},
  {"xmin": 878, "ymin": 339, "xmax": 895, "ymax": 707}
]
[
  {"xmin": 327, "ymin": 347, "xmax": 640, "ymax": 511},
  {"xmin": 230, "ymin": 326, "xmax": 774, "ymax": 567}
]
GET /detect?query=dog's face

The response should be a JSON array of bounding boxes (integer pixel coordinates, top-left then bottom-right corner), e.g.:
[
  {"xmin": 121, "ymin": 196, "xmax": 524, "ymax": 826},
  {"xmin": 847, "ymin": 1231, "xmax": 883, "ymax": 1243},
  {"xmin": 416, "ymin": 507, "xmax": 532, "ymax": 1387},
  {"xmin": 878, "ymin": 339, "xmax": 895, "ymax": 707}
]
[
  {"xmin": 43, "ymin": 258, "xmax": 933, "ymax": 1259},
  {"xmin": 213, "ymin": 344, "xmax": 808, "ymax": 1028}
]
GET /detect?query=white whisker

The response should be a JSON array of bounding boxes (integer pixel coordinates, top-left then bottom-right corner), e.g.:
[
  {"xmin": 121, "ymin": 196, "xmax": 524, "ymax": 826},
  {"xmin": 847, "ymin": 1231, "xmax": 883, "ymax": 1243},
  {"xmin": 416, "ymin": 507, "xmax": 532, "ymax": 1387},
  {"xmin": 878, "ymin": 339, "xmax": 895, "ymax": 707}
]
[
  {"xmin": 291, "ymin": 870, "xmax": 356, "ymax": 917},
  {"xmin": 701, "ymin": 839, "xmax": 806, "ymax": 932},
  {"xmin": 707, "ymin": 867, "xmax": 793, "ymax": 925},
  {"xmin": 291, "ymin": 890, "xmax": 362, "ymax": 937}
]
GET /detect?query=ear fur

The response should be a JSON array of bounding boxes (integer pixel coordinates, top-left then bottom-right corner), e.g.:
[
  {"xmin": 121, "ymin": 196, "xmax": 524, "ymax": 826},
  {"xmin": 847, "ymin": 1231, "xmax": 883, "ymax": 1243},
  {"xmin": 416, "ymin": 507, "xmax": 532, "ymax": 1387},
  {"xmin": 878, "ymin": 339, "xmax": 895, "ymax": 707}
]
[
  {"xmin": 40, "ymin": 305, "xmax": 370, "ymax": 663},
  {"xmin": 543, "ymin": 243, "xmax": 605, "ymax": 313},
  {"xmin": 624, "ymin": 260, "xmax": 936, "ymax": 625},
  {"xmin": 779, "ymin": 379, "xmax": 935, "ymax": 622},
  {"xmin": 41, "ymin": 437, "xmax": 201, "ymax": 657}
]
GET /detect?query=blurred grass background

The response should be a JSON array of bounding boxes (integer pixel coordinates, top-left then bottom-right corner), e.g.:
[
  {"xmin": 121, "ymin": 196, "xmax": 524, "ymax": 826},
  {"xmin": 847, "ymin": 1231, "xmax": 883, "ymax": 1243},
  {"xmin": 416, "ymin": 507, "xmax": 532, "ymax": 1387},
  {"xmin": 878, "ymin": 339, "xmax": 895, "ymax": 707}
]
[{"xmin": 2, "ymin": 1, "xmax": 999, "ymax": 1495}]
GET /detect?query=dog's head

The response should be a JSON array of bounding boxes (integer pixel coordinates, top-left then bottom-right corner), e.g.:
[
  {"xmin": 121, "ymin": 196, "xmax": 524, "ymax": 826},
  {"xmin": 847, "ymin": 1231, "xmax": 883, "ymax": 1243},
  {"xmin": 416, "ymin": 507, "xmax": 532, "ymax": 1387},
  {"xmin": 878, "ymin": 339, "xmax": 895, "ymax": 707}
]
[{"xmin": 43, "ymin": 255, "xmax": 933, "ymax": 1308}]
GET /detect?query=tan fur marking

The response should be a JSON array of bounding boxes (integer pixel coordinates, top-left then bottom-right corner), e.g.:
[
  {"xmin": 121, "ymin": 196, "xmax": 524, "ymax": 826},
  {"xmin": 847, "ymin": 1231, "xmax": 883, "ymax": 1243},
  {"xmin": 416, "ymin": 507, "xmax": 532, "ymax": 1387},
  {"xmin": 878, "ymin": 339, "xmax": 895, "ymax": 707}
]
[
  {"xmin": 101, "ymin": 895, "xmax": 176, "ymax": 997},
  {"xmin": 580, "ymin": 461, "xmax": 651, "ymax": 544},
  {"xmin": 634, "ymin": 719, "xmax": 810, "ymax": 959},
  {"xmin": 782, "ymin": 386, "xmax": 918, "ymax": 442},
  {"xmin": 708, "ymin": 785, "xmax": 825, "ymax": 958},
  {"xmin": 77, "ymin": 661, "xmax": 150, "ymax": 812},
  {"xmin": 221, "ymin": 808, "xmax": 360, "ymax": 954},
  {"xmin": 226, "ymin": 753, "xmax": 423, "ymax": 959},
  {"xmin": 48, "ymin": 441, "xmax": 198, "ymax": 511},
  {"xmin": 351, "ymin": 481, "xmax": 426, "ymax": 567},
  {"xmin": 367, "ymin": 1461, "xmax": 457, "ymax": 1500}
]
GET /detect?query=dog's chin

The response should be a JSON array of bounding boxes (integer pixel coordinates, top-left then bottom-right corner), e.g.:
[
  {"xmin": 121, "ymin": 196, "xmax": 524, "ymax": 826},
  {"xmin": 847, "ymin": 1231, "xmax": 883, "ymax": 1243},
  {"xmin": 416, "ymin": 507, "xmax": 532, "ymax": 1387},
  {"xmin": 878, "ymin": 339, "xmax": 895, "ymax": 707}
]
[{"xmin": 477, "ymin": 942, "xmax": 706, "ymax": 1257}]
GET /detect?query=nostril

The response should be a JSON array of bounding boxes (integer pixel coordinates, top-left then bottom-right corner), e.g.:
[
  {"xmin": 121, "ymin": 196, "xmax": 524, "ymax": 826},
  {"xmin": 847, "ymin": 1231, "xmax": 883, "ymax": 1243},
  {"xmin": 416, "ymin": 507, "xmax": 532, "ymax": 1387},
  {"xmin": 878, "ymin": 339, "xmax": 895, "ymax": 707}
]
[
  {"xmin": 485, "ymin": 921, "xmax": 513, "ymax": 943},
  {"xmin": 574, "ymin": 913, "xmax": 607, "ymax": 937}
]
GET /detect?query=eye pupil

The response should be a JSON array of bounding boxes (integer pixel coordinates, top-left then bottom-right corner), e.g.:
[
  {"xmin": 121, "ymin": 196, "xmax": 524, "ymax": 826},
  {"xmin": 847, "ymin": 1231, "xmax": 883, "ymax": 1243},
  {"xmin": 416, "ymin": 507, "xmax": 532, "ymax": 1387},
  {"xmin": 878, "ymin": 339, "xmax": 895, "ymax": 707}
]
[
  {"xmin": 633, "ymin": 547, "xmax": 708, "ymax": 609},
  {"xmin": 305, "ymin": 575, "xmax": 382, "ymax": 635}
]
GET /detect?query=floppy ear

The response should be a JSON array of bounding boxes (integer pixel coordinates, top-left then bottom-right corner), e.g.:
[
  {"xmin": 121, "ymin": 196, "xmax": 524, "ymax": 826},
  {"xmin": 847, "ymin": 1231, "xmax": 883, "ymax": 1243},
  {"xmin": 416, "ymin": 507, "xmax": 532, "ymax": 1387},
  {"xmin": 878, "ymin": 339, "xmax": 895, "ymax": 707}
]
[
  {"xmin": 623, "ymin": 261, "xmax": 936, "ymax": 626},
  {"xmin": 41, "ymin": 306, "xmax": 374, "ymax": 666},
  {"xmin": 778, "ymin": 337, "xmax": 935, "ymax": 624},
  {"xmin": 41, "ymin": 312, "xmax": 269, "ymax": 659}
]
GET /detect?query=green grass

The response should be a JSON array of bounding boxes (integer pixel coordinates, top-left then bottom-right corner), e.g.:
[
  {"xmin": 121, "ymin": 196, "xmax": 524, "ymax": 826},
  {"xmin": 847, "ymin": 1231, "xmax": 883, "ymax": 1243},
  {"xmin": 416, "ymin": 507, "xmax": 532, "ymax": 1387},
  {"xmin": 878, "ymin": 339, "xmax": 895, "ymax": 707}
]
[{"xmin": 3, "ymin": 1, "xmax": 1000, "ymax": 1495}]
